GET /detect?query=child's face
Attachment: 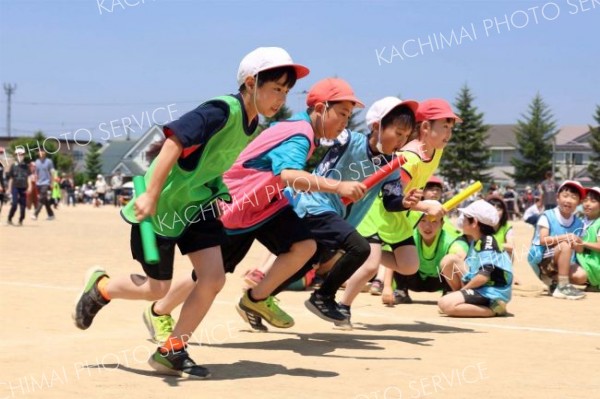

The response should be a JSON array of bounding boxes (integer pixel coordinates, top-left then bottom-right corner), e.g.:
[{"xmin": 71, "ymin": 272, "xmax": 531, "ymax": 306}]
[
  {"xmin": 582, "ymin": 194, "xmax": 600, "ymax": 219},
  {"xmin": 254, "ymin": 75, "xmax": 292, "ymax": 118},
  {"xmin": 424, "ymin": 118, "xmax": 454, "ymax": 149},
  {"xmin": 418, "ymin": 216, "xmax": 443, "ymax": 240},
  {"xmin": 376, "ymin": 120, "xmax": 412, "ymax": 154},
  {"xmin": 556, "ymin": 189, "xmax": 581, "ymax": 216},
  {"xmin": 322, "ymin": 101, "xmax": 354, "ymax": 140},
  {"xmin": 423, "ymin": 185, "xmax": 442, "ymax": 201}
]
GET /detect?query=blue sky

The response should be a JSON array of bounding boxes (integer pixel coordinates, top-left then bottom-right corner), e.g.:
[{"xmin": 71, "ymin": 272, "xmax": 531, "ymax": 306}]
[{"xmin": 0, "ymin": 0, "xmax": 598, "ymax": 141}]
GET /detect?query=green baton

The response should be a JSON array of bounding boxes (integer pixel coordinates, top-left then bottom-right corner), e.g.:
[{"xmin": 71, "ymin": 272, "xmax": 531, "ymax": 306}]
[{"xmin": 133, "ymin": 176, "xmax": 160, "ymax": 264}]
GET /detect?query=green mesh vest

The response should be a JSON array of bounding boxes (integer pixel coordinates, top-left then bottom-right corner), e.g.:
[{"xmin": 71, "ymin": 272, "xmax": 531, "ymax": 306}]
[
  {"xmin": 493, "ymin": 223, "xmax": 511, "ymax": 251},
  {"xmin": 414, "ymin": 228, "xmax": 463, "ymax": 278},
  {"xmin": 576, "ymin": 218, "xmax": 600, "ymax": 287},
  {"xmin": 121, "ymin": 95, "xmax": 254, "ymax": 238}
]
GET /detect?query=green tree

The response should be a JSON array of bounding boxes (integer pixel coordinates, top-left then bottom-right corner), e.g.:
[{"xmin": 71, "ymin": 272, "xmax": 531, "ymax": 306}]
[
  {"xmin": 440, "ymin": 85, "xmax": 491, "ymax": 186},
  {"xmin": 510, "ymin": 93, "xmax": 557, "ymax": 184},
  {"xmin": 587, "ymin": 105, "xmax": 600, "ymax": 182},
  {"xmin": 85, "ymin": 142, "xmax": 103, "ymax": 181},
  {"xmin": 348, "ymin": 109, "xmax": 365, "ymax": 133}
]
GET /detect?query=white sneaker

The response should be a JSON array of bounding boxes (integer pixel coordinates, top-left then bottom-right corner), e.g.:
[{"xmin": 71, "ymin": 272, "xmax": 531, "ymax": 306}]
[{"xmin": 552, "ymin": 284, "xmax": 586, "ymax": 300}]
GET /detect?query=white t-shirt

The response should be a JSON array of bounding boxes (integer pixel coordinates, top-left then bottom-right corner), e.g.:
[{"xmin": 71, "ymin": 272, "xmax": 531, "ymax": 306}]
[
  {"xmin": 537, "ymin": 207, "xmax": 574, "ymax": 230},
  {"xmin": 523, "ymin": 204, "xmax": 542, "ymax": 221}
]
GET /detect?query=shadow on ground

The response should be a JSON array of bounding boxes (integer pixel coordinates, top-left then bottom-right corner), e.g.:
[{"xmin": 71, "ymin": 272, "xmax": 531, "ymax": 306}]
[{"xmin": 85, "ymin": 360, "xmax": 337, "ymax": 383}]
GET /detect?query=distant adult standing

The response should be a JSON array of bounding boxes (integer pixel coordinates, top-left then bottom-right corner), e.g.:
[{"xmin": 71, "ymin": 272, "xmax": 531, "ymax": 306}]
[
  {"xmin": 503, "ymin": 183, "xmax": 519, "ymax": 220},
  {"xmin": 95, "ymin": 174, "xmax": 107, "ymax": 206},
  {"xmin": 110, "ymin": 171, "xmax": 123, "ymax": 207},
  {"xmin": 32, "ymin": 149, "xmax": 55, "ymax": 220},
  {"xmin": 539, "ymin": 170, "xmax": 557, "ymax": 210},
  {"xmin": 7, "ymin": 148, "xmax": 30, "ymax": 226},
  {"xmin": 0, "ymin": 149, "xmax": 6, "ymax": 217}
]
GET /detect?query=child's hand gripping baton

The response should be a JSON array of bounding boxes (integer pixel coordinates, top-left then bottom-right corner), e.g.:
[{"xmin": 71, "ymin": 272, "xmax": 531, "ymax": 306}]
[
  {"xmin": 341, "ymin": 154, "xmax": 406, "ymax": 205},
  {"xmin": 133, "ymin": 176, "xmax": 160, "ymax": 265}
]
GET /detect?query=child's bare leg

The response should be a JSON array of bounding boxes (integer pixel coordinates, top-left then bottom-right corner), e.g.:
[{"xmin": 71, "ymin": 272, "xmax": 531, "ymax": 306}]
[
  {"xmin": 439, "ymin": 254, "xmax": 466, "ymax": 291},
  {"xmin": 379, "ymin": 250, "xmax": 397, "ymax": 304},
  {"xmin": 570, "ymin": 265, "xmax": 588, "ymax": 285},
  {"xmin": 340, "ymin": 243, "xmax": 382, "ymax": 306},
  {"xmin": 251, "ymin": 239, "xmax": 316, "ymax": 299},
  {"xmin": 107, "ymin": 274, "xmax": 171, "ymax": 301},
  {"xmin": 153, "ymin": 275, "xmax": 196, "ymax": 315},
  {"xmin": 438, "ymin": 291, "xmax": 494, "ymax": 317},
  {"xmin": 167, "ymin": 246, "xmax": 225, "ymax": 344}
]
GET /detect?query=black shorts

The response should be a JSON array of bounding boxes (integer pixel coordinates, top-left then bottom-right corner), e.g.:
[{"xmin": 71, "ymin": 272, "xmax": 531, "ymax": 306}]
[
  {"xmin": 364, "ymin": 233, "xmax": 415, "ymax": 251},
  {"xmin": 302, "ymin": 212, "xmax": 357, "ymax": 262},
  {"xmin": 460, "ymin": 288, "xmax": 491, "ymax": 307},
  {"xmin": 403, "ymin": 273, "xmax": 450, "ymax": 292},
  {"xmin": 222, "ymin": 206, "xmax": 315, "ymax": 274},
  {"xmin": 131, "ymin": 203, "xmax": 226, "ymax": 281}
]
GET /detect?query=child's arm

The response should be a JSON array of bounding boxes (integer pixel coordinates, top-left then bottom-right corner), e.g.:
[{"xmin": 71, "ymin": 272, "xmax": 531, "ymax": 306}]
[
  {"xmin": 412, "ymin": 199, "xmax": 445, "ymax": 218},
  {"xmin": 574, "ymin": 235, "xmax": 600, "ymax": 253},
  {"xmin": 462, "ymin": 273, "xmax": 490, "ymax": 290},
  {"xmin": 134, "ymin": 136, "xmax": 183, "ymax": 221},
  {"xmin": 280, "ymin": 169, "xmax": 367, "ymax": 202},
  {"xmin": 538, "ymin": 226, "xmax": 582, "ymax": 248},
  {"xmin": 380, "ymin": 179, "xmax": 421, "ymax": 212}
]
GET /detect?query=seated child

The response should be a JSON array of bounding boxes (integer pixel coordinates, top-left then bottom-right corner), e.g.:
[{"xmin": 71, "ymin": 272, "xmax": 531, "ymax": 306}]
[
  {"xmin": 569, "ymin": 186, "xmax": 600, "ymax": 291},
  {"xmin": 438, "ymin": 200, "xmax": 512, "ymax": 317},
  {"xmin": 527, "ymin": 180, "xmax": 586, "ymax": 299}
]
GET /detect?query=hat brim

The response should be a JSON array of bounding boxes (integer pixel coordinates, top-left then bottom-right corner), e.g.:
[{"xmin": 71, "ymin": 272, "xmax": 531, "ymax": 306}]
[
  {"xmin": 586, "ymin": 187, "xmax": 600, "ymax": 197},
  {"xmin": 260, "ymin": 63, "xmax": 310, "ymax": 81},
  {"xmin": 328, "ymin": 95, "xmax": 365, "ymax": 108}
]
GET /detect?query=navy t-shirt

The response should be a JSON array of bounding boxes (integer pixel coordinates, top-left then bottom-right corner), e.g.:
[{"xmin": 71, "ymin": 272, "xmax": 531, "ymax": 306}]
[{"xmin": 163, "ymin": 93, "xmax": 258, "ymax": 171}]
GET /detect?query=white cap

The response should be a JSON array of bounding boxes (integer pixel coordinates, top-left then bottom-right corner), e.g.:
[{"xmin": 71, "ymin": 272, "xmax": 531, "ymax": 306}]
[
  {"xmin": 237, "ymin": 47, "xmax": 309, "ymax": 86},
  {"xmin": 14, "ymin": 147, "xmax": 26, "ymax": 155},
  {"xmin": 458, "ymin": 199, "xmax": 499, "ymax": 228},
  {"xmin": 365, "ymin": 96, "xmax": 419, "ymax": 128}
]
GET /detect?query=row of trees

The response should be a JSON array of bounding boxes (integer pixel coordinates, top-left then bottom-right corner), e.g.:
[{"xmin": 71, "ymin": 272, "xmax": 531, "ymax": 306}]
[{"xmin": 443, "ymin": 88, "xmax": 600, "ymax": 186}]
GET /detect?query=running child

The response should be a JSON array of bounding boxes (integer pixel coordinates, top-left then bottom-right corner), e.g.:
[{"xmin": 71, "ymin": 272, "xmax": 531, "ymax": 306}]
[
  {"xmin": 351, "ymin": 99, "xmax": 461, "ymax": 306},
  {"xmin": 142, "ymin": 77, "xmax": 367, "ymax": 337},
  {"xmin": 73, "ymin": 47, "xmax": 309, "ymax": 379}
]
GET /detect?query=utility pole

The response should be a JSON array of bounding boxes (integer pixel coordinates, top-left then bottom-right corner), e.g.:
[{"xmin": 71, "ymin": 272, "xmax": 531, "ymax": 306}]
[{"xmin": 4, "ymin": 83, "xmax": 17, "ymax": 138}]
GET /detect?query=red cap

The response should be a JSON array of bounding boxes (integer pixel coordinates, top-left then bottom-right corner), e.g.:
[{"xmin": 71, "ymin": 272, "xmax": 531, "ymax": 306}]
[
  {"xmin": 558, "ymin": 180, "xmax": 586, "ymax": 199},
  {"xmin": 306, "ymin": 78, "xmax": 364, "ymax": 108},
  {"xmin": 586, "ymin": 186, "xmax": 600, "ymax": 198},
  {"xmin": 416, "ymin": 98, "xmax": 462, "ymax": 123},
  {"xmin": 426, "ymin": 175, "xmax": 443, "ymax": 187}
]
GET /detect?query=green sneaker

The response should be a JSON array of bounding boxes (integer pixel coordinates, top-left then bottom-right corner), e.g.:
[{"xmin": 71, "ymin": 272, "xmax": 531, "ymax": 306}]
[
  {"xmin": 73, "ymin": 267, "xmax": 110, "ymax": 330},
  {"xmin": 143, "ymin": 303, "xmax": 175, "ymax": 344},
  {"xmin": 148, "ymin": 348, "xmax": 210, "ymax": 379},
  {"xmin": 238, "ymin": 291, "xmax": 294, "ymax": 328},
  {"xmin": 490, "ymin": 299, "xmax": 507, "ymax": 316}
]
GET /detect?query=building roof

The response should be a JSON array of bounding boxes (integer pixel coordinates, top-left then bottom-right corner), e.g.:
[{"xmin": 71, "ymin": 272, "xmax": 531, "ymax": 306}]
[
  {"xmin": 555, "ymin": 125, "xmax": 589, "ymax": 145},
  {"xmin": 100, "ymin": 140, "xmax": 137, "ymax": 176},
  {"xmin": 486, "ymin": 124, "xmax": 517, "ymax": 148}
]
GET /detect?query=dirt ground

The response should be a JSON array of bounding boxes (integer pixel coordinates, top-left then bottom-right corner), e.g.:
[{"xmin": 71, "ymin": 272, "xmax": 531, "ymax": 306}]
[{"xmin": 1, "ymin": 205, "xmax": 598, "ymax": 399}]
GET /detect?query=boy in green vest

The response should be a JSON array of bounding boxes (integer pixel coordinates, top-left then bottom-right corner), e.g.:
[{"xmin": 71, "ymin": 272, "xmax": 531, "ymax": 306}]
[
  {"xmin": 570, "ymin": 187, "xmax": 600, "ymax": 291},
  {"xmin": 73, "ymin": 47, "xmax": 309, "ymax": 379}
]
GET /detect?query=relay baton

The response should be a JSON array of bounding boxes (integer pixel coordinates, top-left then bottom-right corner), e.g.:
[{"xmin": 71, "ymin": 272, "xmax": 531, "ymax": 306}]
[
  {"xmin": 426, "ymin": 180, "xmax": 483, "ymax": 221},
  {"xmin": 441, "ymin": 180, "xmax": 483, "ymax": 212},
  {"xmin": 341, "ymin": 154, "xmax": 406, "ymax": 205},
  {"xmin": 133, "ymin": 176, "xmax": 160, "ymax": 265}
]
